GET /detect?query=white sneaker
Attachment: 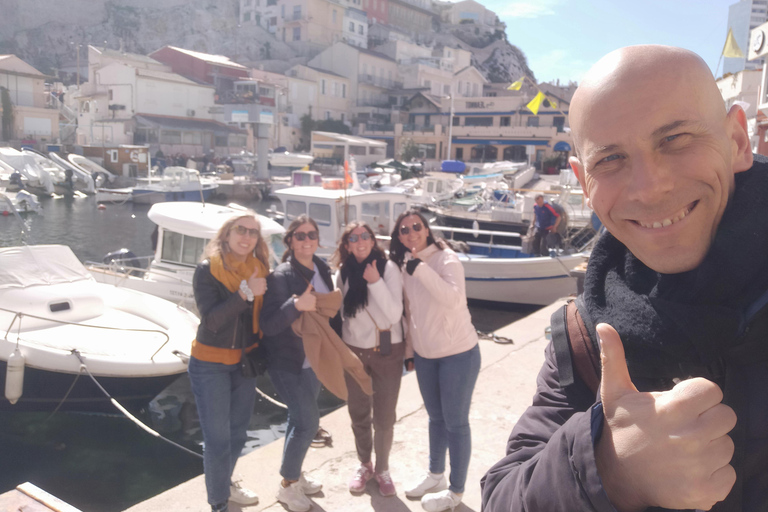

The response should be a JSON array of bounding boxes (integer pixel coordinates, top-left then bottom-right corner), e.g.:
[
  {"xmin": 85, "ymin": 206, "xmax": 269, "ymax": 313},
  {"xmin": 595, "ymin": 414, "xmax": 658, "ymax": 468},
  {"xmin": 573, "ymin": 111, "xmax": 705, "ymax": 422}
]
[
  {"xmin": 276, "ymin": 481, "xmax": 312, "ymax": 512},
  {"xmin": 404, "ymin": 472, "xmax": 447, "ymax": 499},
  {"xmin": 421, "ymin": 489, "xmax": 462, "ymax": 512},
  {"xmin": 229, "ymin": 480, "xmax": 259, "ymax": 506},
  {"xmin": 298, "ymin": 471, "xmax": 323, "ymax": 495}
]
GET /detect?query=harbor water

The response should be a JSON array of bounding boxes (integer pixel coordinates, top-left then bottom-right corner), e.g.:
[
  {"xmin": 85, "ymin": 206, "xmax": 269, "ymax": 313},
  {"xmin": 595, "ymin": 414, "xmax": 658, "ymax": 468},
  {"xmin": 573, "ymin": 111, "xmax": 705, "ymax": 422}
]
[{"xmin": 0, "ymin": 194, "xmax": 538, "ymax": 511}]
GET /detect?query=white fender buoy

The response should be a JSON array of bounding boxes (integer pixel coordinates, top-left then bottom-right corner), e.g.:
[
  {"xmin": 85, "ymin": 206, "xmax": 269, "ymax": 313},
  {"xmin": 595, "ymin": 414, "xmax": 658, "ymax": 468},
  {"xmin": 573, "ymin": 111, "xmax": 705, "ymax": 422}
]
[
  {"xmin": 472, "ymin": 220, "xmax": 480, "ymax": 239},
  {"xmin": 5, "ymin": 348, "xmax": 25, "ymax": 404}
]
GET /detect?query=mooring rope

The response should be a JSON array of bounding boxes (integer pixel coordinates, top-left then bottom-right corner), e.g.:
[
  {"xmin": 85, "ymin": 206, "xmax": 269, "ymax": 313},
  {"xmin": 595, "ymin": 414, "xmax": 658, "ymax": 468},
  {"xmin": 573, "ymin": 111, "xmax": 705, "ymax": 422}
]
[{"xmin": 71, "ymin": 349, "xmax": 203, "ymax": 460}]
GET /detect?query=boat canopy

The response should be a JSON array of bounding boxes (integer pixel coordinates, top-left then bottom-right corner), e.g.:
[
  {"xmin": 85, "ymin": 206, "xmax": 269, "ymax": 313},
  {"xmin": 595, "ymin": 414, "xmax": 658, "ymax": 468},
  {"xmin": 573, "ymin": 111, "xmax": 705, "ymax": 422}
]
[
  {"xmin": 441, "ymin": 160, "xmax": 466, "ymax": 173},
  {"xmin": 0, "ymin": 245, "xmax": 93, "ymax": 290},
  {"xmin": 148, "ymin": 202, "xmax": 285, "ymax": 240}
]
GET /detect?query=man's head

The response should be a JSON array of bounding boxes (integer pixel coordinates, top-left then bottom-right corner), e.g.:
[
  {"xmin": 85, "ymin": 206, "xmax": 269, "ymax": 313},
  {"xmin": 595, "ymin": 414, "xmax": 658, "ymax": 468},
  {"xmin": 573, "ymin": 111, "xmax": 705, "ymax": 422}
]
[
  {"xmin": 535, "ymin": 194, "xmax": 545, "ymax": 207},
  {"xmin": 569, "ymin": 45, "xmax": 753, "ymax": 273}
]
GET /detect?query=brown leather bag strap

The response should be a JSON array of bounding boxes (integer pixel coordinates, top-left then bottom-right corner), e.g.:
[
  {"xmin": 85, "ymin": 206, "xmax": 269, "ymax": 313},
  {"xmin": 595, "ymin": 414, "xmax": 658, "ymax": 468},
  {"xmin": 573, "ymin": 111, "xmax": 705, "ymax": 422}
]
[
  {"xmin": 566, "ymin": 300, "xmax": 601, "ymax": 394},
  {"xmin": 551, "ymin": 301, "xmax": 601, "ymax": 395}
]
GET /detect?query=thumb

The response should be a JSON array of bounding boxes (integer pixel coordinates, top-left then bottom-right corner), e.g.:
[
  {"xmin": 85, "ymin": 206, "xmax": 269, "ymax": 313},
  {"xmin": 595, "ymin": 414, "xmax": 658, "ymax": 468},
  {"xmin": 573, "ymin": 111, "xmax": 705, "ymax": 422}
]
[
  {"xmin": 303, "ymin": 283, "xmax": 313, "ymax": 295},
  {"xmin": 597, "ymin": 323, "xmax": 638, "ymax": 405}
]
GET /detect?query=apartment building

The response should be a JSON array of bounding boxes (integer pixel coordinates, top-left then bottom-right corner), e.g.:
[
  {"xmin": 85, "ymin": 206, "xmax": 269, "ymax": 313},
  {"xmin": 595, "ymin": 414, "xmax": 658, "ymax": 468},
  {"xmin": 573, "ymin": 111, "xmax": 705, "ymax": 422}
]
[
  {"xmin": 0, "ymin": 55, "xmax": 60, "ymax": 143},
  {"xmin": 725, "ymin": 0, "xmax": 768, "ymax": 74},
  {"xmin": 308, "ymin": 42, "xmax": 401, "ymax": 126},
  {"xmin": 149, "ymin": 46, "xmax": 250, "ymax": 92},
  {"xmin": 442, "ymin": 0, "xmax": 498, "ymax": 27},
  {"xmin": 343, "ymin": 7, "xmax": 369, "ymax": 47},
  {"xmin": 362, "ymin": 0, "xmax": 388, "ymax": 23},
  {"xmin": 717, "ymin": 68, "xmax": 762, "ymax": 150},
  {"xmin": 74, "ymin": 46, "xmax": 245, "ymax": 156},
  {"xmin": 286, "ymin": 64, "xmax": 352, "ymax": 123},
  {"xmin": 387, "ymin": 0, "xmax": 435, "ymax": 35}
]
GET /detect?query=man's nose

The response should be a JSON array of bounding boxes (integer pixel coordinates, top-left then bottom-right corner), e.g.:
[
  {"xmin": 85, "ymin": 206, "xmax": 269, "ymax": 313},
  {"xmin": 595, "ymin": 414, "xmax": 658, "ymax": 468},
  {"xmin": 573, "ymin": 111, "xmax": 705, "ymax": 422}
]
[{"xmin": 625, "ymin": 154, "xmax": 674, "ymax": 202}]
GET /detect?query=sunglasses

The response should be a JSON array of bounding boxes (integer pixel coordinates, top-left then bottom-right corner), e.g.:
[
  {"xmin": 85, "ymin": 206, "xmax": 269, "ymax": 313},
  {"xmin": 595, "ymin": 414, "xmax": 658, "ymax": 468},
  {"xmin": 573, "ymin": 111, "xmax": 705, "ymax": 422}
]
[
  {"xmin": 293, "ymin": 231, "xmax": 318, "ymax": 241},
  {"xmin": 232, "ymin": 225, "xmax": 259, "ymax": 238},
  {"xmin": 348, "ymin": 232, "xmax": 372, "ymax": 243},
  {"xmin": 399, "ymin": 223, "xmax": 424, "ymax": 236}
]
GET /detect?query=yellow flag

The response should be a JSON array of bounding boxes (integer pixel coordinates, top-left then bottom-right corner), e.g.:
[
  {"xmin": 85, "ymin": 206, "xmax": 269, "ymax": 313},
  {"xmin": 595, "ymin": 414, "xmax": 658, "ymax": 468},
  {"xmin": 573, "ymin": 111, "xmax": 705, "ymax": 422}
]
[
  {"xmin": 526, "ymin": 91, "xmax": 547, "ymax": 115},
  {"xmin": 548, "ymin": 97, "xmax": 558, "ymax": 109},
  {"xmin": 723, "ymin": 28, "xmax": 744, "ymax": 58},
  {"xmin": 507, "ymin": 78, "xmax": 524, "ymax": 91},
  {"xmin": 301, "ymin": 164, "xmax": 310, "ymax": 171}
]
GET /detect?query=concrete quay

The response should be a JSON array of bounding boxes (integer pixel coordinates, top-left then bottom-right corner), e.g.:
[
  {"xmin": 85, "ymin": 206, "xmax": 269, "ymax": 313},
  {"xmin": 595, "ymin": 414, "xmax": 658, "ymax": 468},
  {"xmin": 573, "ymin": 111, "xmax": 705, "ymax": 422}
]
[{"xmin": 124, "ymin": 299, "xmax": 564, "ymax": 512}]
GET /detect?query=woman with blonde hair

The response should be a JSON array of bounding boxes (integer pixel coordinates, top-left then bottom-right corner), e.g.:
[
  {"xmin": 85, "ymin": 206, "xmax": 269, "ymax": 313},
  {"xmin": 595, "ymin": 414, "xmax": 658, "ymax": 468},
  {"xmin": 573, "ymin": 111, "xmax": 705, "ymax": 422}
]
[
  {"xmin": 332, "ymin": 221, "xmax": 407, "ymax": 497},
  {"xmin": 189, "ymin": 211, "xmax": 270, "ymax": 512}
]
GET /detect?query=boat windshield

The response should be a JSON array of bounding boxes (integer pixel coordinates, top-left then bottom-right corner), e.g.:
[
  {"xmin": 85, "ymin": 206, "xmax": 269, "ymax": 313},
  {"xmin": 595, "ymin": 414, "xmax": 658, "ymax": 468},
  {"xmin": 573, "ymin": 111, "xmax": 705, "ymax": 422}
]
[{"xmin": 0, "ymin": 245, "xmax": 93, "ymax": 289}]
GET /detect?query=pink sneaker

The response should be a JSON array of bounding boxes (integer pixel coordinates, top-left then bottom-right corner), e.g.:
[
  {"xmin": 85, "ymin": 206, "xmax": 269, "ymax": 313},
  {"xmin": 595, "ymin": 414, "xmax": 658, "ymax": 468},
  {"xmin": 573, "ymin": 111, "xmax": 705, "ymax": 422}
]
[
  {"xmin": 375, "ymin": 470, "xmax": 396, "ymax": 497},
  {"xmin": 349, "ymin": 462, "xmax": 374, "ymax": 493}
]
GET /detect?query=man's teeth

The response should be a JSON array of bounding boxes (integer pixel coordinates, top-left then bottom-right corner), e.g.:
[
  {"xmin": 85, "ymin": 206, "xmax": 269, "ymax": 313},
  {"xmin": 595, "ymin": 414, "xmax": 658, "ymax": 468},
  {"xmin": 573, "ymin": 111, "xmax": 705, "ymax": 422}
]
[{"xmin": 639, "ymin": 207, "xmax": 691, "ymax": 229}]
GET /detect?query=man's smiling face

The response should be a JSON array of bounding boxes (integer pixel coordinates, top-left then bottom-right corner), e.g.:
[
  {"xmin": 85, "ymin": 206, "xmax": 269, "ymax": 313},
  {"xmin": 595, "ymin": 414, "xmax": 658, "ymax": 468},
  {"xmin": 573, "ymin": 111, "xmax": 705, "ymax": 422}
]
[{"xmin": 569, "ymin": 46, "xmax": 753, "ymax": 274}]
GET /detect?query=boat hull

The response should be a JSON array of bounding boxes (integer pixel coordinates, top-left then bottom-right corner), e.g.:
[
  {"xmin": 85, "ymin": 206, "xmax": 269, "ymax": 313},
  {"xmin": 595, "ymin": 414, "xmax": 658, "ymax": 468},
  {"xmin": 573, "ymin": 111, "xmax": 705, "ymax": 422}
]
[
  {"xmin": 0, "ymin": 361, "xmax": 182, "ymax": 413},
  {"xmin": 131, "ymin": 187, "xmax": 216, "ymax": 204},
  {"xmin": 460, "ymin": 252, "xmax": 585, "ymax": 305}
]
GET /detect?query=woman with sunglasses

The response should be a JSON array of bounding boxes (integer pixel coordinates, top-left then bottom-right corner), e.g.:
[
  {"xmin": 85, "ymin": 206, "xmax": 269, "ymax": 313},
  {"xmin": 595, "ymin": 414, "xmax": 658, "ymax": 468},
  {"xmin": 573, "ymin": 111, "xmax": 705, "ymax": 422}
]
[
  {"xmin": 189, "ymin": 213, "xmax": 270, "ymax": 512},
  {"xmin": 390, "ymin": 209, "xmax": 480, "ymax": 512},
  {"xmin": 260, "ymin": 214, "xmax": 337, "ymax": 512},
  {"xmin": 331, "ymin": 221, "xmax": 407, "ymax": 497}
]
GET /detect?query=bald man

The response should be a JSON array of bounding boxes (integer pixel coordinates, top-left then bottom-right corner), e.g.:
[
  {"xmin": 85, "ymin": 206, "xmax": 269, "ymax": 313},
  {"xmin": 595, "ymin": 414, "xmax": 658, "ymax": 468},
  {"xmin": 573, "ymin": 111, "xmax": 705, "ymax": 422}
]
[{"xmin": 481, "ymin": 45, "xmax": 768, "ymax": 511}]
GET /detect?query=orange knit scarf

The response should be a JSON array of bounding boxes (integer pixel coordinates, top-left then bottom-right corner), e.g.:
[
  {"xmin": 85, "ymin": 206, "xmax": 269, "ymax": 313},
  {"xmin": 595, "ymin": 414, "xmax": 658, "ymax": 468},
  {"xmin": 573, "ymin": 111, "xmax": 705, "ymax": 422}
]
[{"xmin": 209, "ymin": 251, "xmax": 267, "ymax": 336}]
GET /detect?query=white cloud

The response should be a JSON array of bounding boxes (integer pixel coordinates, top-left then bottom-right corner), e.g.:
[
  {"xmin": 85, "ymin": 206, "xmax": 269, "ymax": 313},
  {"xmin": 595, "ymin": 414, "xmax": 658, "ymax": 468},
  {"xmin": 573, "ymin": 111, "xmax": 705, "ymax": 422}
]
[{"xmin": 497, "ymin": 0, "xmax": 563, "ymax": 19}]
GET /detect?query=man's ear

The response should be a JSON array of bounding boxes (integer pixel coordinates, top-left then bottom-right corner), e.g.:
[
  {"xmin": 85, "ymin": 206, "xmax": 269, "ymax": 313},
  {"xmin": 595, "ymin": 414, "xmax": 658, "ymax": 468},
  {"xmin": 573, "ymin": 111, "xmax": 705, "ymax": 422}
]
[
  {"xmin": 727, "ymin": 104, "xmax": 753, "ymax": 174},
  {"xmin": 569, "ymin": 156, "xmax": 588, "ymax": 198}
]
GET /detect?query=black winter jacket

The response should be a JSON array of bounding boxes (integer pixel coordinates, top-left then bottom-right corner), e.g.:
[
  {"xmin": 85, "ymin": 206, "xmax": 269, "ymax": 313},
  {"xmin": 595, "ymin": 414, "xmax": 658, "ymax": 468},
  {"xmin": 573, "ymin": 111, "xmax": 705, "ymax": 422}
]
[
  {"xmin": 259, "ymin": 255, "xmax": 340, "ymax": 373},
  {"xmin": 193, "ymin": 260, "xmax": 255, "ymax": 351}
]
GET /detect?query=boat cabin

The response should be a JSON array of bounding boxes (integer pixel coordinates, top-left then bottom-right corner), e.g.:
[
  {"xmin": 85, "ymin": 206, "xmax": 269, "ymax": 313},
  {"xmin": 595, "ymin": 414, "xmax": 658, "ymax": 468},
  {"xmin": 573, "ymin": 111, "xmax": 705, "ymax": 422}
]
[{"xmin": 274, "ymin": 187, "xmax": 412, "ymax": 258}]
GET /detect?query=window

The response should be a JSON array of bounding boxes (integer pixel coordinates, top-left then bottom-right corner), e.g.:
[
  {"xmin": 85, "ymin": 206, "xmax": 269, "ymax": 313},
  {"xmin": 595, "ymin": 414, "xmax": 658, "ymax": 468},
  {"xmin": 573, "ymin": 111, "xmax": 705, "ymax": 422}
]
[
  {"xmin": 332, "ymin": 81, "xmax": 337, "ymax": 96},
  {"xmin": 293, "ymin": 5, "xmax": 301, "ymax": 18},
  {"xmin": 359, "ymin": 24, "xmax": 364, "ymax": 34},
  {"xmin": 350, "ymin": 21, "xmax": 355, "ymax": 31},
  {"xmin": 361, "ymin": 201, "xmax": 390, "ymax": 234},
  {"xmin": 500, "ymin": 116, "xmax": 511, "ymax": 127},
  {"xmin": 473, "ymin": 83, "xmax": 479, "ymax": 96},
  {"xmin": 452, "ymin": 116, "xmax": 459, "ymax": 126},
  {"xmin": 349, "ymin": 145, "xmax": 367, "ymax": 155},
  {"xmin": 464, "ymin": 116, "xmax": 493, "ymax": 127},
  {"xmin": 325, "ymin": 111, "xmax": 331, "ymax": 120},
  {"xmin": 281, "ymin": 4, "xmax": 285, "ymax": 17},
  {"xmin": 161, "ymin": 231, "xmax": 208, "ymax": 266},
  {"xmin": 108, "ymin": 89, "xmax": 113, "ymax": 100},
  {"xmin": 527, "ymin": 116, "xmax": 539, "ymax": 127},
  {"xmin": 424, "ymin": 79, "xmax": 431, "ymax": 88},
  {"xmin": 293, "ymin": 26, "xmax": 300, "ymax": 40},
  {"xmin": 362, "ymin": 63, "xmax": 367, "ymax": 75},
  {"xmin": 286, "ymin": 200, "xmax": 306, "ymax": 220},
  {"xmin": 321, "ymin": 79, "xmax": 326, "ymax": 95},
  {"xmin": 417, "ymin": 143, "xmax": 436, "ymax": 159},
  {"xmin": 161, "ymin": 130, "xmax": 182, "ymax": 144},
  {"xmin": 455, "ymin": 147, "xmax": 463, "ymax": 160},
  {"xmin": 244, "ymin": 11, "xmax": 251, "ymax": 21},
  {"xmin": 394, "ymin": 202, "xmax": 407, "ymax": 220},
  {"xmin": 333, "ymin": 9, "xmax": 337, "ymax": 22},
  {"xmin": 342, "ymin": 84, "xmax": 346, "ymax": 98},
  {"xmin": 244, "ymin": 0, "xmax": 252, "ymax": 5},
  {"xmin": 309, "ymin": 203, "xmax": 331, "ymax": 226},
  {"xmin": 553, "ymin": 116, "xmax": 565, "ymax": 132},
  {"xmin": 182, "ymin": 131, "xmax": 202, "ymax": 144},
  {"xmin": 443, "ymin": 84, "xmax": 450, "ymax": 94},
  {"xmin": 341, "ymin": 113, "xmax": 345, "ymax": 122},
  {"xmin": 215, "ymin": 135, "xmax": 229, "ymax": 147}
]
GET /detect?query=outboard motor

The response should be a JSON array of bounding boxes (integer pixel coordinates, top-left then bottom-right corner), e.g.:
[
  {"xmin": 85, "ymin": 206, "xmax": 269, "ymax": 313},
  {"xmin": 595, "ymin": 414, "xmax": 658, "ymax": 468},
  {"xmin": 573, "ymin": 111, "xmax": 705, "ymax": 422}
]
[
  {"xmin": 9, "ymin": 171, "xmax": 24, "ymax": 190},
  {"xmin": 103, "ymin": 248, "xmax": 144, "ymax": 277}
]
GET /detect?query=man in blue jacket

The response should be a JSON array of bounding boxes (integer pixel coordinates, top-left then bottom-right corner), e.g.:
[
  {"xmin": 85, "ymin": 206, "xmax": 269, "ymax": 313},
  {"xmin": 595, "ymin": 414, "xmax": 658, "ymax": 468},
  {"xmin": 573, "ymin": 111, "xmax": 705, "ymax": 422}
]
[
  {"xmin": 530, "ymin": 194, "xmax": 561, "ymax": 256},
  {"xmin": 482, "ymin": 44, "xmax": 765, "ymax": 511}
]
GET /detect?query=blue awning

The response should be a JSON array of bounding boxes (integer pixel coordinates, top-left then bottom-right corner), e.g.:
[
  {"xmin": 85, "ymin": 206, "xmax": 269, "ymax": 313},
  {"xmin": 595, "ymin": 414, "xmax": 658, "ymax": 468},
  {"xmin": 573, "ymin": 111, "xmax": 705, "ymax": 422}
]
[
  {"xmin": 554, "ymin": 141, "xmax": 572, "ymax": 151},
  {"xmin": 451, "ymin": 138, "xmax": 549, "ymax": 146}
]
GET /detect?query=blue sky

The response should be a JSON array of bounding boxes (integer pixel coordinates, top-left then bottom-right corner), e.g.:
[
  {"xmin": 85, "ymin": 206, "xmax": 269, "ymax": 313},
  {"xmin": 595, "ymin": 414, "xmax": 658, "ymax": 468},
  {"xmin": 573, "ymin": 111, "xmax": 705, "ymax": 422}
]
[{"xmin": 479, "ymin": 0, "xmax": 741, "ymax": 84}]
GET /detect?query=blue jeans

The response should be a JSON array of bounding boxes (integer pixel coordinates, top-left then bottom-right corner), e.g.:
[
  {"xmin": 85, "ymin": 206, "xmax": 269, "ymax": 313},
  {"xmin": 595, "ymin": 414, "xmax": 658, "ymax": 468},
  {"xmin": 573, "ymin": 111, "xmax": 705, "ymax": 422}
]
[
  {"xmin": 268, "ymin": 367, "xmax": 321, "ymax": 481},
  {"xmin": 188, "ymin": 357, "xmax": 257, "ymax": 506},
  {"xmin": 414, "ymin": 343, "xmax": 481, "ymax": 494}
]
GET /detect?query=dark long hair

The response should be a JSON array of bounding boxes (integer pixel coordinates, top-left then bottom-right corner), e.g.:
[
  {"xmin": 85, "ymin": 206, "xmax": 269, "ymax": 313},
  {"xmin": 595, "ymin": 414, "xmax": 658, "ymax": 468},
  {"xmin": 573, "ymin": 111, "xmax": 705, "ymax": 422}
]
[
  {"xmin": 389, "ymin": 208, "xmax": 445, "ymax": 268},
  {"xmin": 330, "ymin": 221, "xmax": 386, "ymax": 270},
  {"xmin": 281, "ymin": 214, "xmax": 321, "ymax": 263}
]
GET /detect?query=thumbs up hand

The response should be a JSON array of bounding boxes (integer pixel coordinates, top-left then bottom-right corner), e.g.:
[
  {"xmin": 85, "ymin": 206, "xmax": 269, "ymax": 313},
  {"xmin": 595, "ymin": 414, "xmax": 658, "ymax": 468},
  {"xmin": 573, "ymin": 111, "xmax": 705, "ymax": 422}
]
[
  {"xmin": 595, "ymin": 323, "xmax": 737, "ymax": 512},
  {"xmin": 248, "ymin": 268, "xmax": 267, "ymax": 297},
  {"xmin": 294, "ymin": 283, "xmax": 316, "ymax": 312}
]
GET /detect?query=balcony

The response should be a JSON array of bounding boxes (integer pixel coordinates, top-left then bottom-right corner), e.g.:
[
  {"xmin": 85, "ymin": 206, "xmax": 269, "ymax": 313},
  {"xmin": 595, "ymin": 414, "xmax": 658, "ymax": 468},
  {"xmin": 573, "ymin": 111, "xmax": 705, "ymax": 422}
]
[
  {"xmin": 402, "ymin": 124, "xmax": 434, "ymax": 133},
  {"xmin": 356, "ymin": 98, "xmax": 393, "ymax": 108},
  {"xmin": 361, "ymin": 123, "xmax": 395, "ymax": 133},
  {"xmin": 358, "ymin": 74, "xmax": 403, "ymax": 89},
  {"xmin": 450, "ymin": 125, "xmax": 557, "ymax": 138}
]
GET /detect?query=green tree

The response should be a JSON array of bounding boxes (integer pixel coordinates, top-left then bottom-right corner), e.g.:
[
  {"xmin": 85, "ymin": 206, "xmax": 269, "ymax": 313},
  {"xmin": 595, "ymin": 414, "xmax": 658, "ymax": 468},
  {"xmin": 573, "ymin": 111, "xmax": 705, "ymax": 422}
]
[
  {"xmin": 0, "ymin": 87, "xmax": 13, "ymax": 141},
  {"xmin": 400, "ymin": 138, "xmax": 420, "ymax": 162}
]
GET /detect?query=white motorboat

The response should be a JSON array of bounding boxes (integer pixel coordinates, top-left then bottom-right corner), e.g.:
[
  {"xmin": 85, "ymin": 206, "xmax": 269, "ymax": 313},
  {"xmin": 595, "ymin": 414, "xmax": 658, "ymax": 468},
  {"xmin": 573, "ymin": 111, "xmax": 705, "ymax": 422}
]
[
  {"xmin": 268, "ymin": 147, "xmax": 314, "ymax": 168},
  {"xmin": 431, "ymin": 225, "xmax": 592, "ymax": 305},
  {"xmin": 87, "ymin": 202, "xmax": 286, "ymax": 311},
  {"xmin": 0, "ymin": 245, "xmax": 199, "ymax": 413},
  {"xmin": 0, "ymin": 147, "xmax": 55, "ymax": 196},
  {"xmin": 131, "ymin": 167, "xmax": 218, "ymax": 204},
  {"xmin": 44, "ymin": 151, "xmax": 97, "ymax": 195},
  {"xmin": 0, "ymin": 189, "xmax": 42, "ymax": 214},
  {"xmin": 67, "ymin": 154, "xmax": 119, "ymax": 188}
]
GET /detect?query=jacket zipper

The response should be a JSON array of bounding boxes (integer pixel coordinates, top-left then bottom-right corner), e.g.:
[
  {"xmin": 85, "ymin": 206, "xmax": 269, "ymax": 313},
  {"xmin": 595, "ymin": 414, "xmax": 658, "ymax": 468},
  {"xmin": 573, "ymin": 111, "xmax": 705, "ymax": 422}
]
[{"xmin": 231, "ymin": 317, "xmax": 239, "ymax": 349}]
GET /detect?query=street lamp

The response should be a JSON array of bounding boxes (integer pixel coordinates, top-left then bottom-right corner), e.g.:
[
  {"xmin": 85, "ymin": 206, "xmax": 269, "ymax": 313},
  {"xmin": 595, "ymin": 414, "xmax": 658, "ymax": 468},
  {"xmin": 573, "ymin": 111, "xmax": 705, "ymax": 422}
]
[{"xmin": 441, "ymin": 93, "xmax": 454, "ymax": 160}]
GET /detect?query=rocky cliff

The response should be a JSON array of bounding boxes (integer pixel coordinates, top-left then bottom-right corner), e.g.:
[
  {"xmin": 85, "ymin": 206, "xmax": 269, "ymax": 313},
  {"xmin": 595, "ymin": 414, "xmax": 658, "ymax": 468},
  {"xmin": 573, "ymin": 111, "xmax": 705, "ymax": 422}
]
[{"xmin": 0, "ymin": 0, "xmax": 534, "ymax": 84}]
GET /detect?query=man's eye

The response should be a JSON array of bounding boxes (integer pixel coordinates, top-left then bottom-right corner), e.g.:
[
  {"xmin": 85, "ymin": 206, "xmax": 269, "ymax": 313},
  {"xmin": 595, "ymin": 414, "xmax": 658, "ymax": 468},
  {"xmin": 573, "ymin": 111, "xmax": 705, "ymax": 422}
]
[
  {"xmin": 664, "ymin": 134, "xmax": 682, "ymax": 143},
  {"xmin": 600, "ymin": 154, "xmax": 622, "ymax": 163}
]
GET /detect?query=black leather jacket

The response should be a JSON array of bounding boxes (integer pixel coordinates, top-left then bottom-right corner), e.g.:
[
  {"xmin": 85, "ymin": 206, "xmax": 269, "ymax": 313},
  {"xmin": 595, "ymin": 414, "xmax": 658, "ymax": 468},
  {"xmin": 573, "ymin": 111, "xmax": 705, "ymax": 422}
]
[
  {"xmin": 260, "ymin": 255, "xmax": 340, "ymax": 373},
  {"xmin": 193, "ymin": 260, "xmax": 255, "ymax": 351}
]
